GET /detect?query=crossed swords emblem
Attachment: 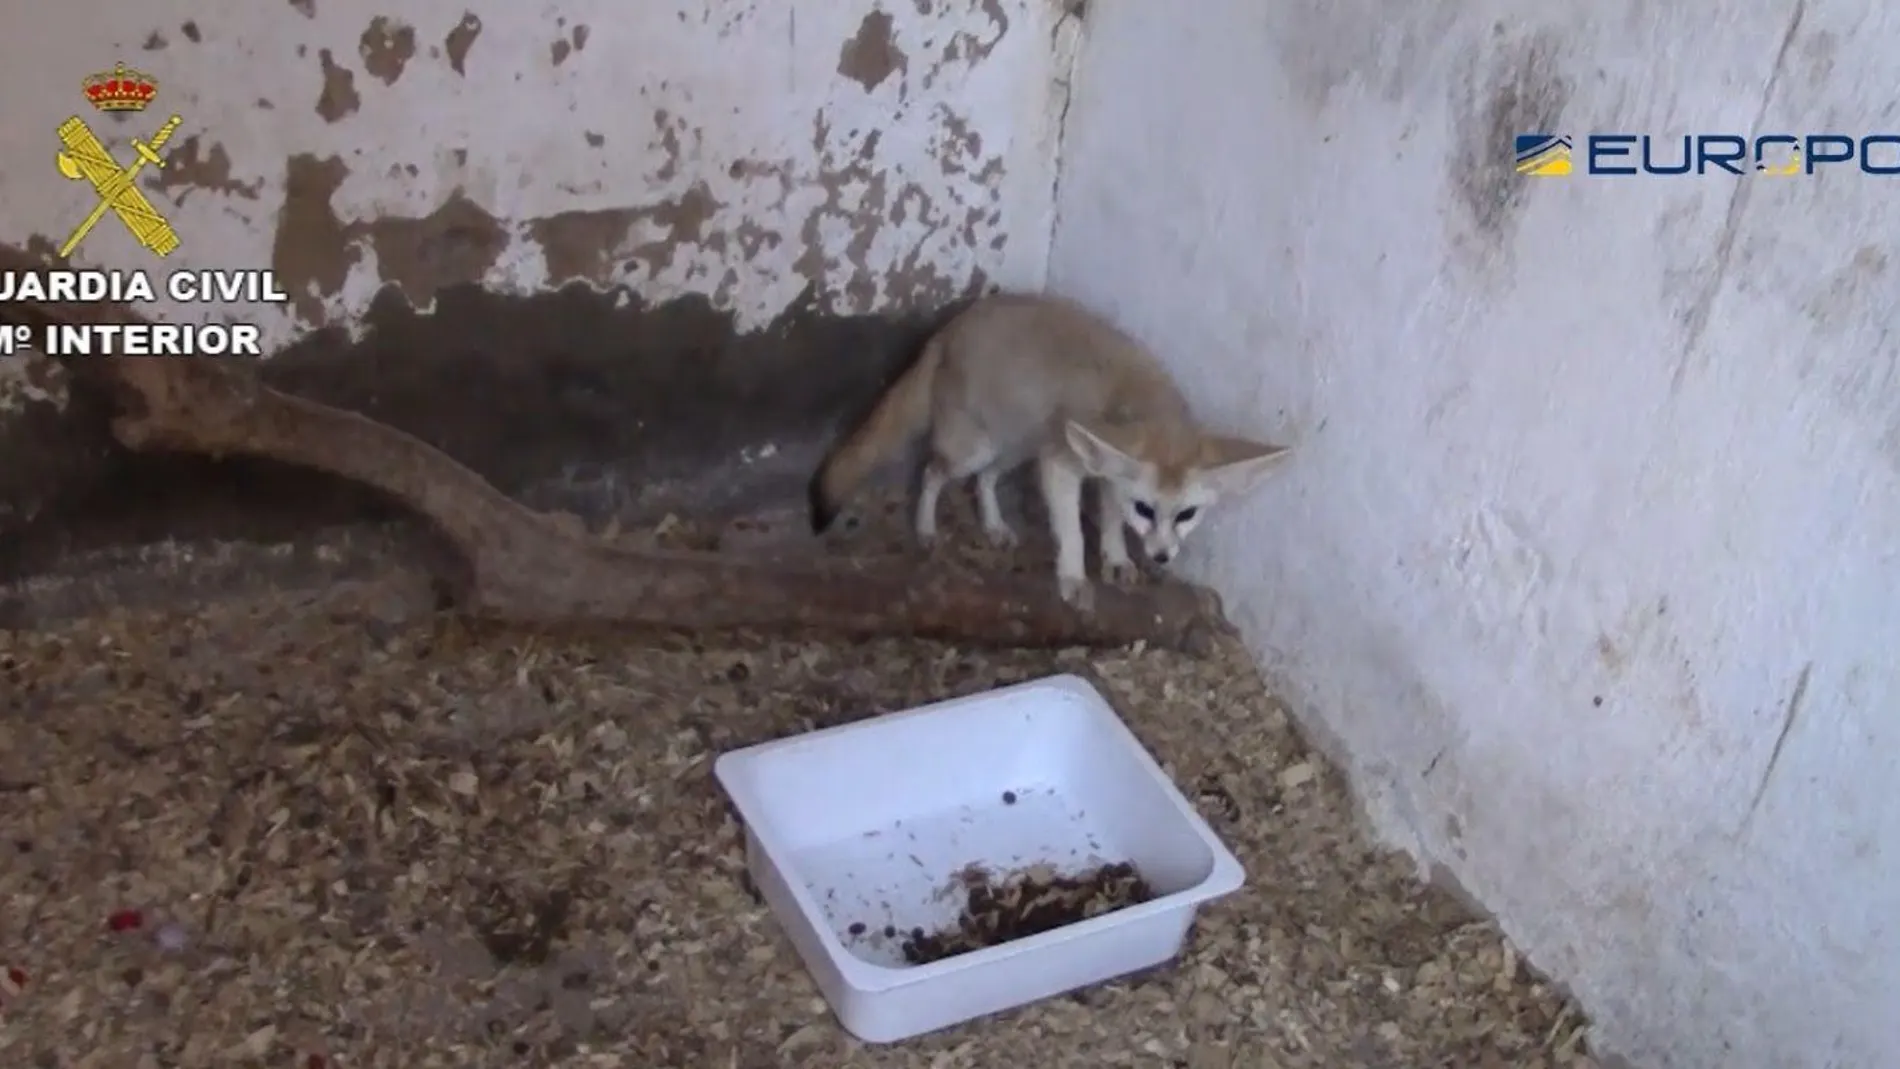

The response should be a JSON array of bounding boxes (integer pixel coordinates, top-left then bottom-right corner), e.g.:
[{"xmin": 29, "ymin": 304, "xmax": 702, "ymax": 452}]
[{"xmin": 55, "ymin": 112, "xmax": 185, "ymax": 259}]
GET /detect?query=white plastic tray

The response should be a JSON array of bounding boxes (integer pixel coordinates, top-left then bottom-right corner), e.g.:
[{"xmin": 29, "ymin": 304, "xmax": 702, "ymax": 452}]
[{"xmin": 713, "ymin": 673, "xmax": 1246, "ymax": 1043}]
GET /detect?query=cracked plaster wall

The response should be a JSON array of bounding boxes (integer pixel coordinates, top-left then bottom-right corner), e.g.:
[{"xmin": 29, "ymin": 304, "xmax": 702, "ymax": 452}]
[
  {"xmin": 1051, "ymin": 2, "xmax": 1900, "ymax": 1067},
  {"xmin": 0, "ymin": 0, "xmax": 1076, "ymax": 531},
  {"xmin": 0, "ymin": 0, "xmax": 1064, "ymax": 347}
]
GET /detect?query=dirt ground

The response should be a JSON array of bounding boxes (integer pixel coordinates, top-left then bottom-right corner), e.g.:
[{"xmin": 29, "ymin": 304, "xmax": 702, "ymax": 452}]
[{"xmin": 0, "ymin": 493, "xmax": 1604, "ymax": 1068}]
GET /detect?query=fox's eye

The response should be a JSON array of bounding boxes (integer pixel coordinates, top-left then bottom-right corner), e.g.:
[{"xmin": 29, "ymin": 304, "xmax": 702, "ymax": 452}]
[
  {"xmin": 1133, "ymin": 501, "xmax": 1155, "ymax": 521},
  {"xmin": 1175, "ymin": 507, "xmax": 1198, "ymax": 523}
]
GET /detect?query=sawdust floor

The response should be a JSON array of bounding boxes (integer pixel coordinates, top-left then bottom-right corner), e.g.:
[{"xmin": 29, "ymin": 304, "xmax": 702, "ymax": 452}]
[{"xmin": 0, "ymin": 495, "xmax": 1601, "ymax": 1069}]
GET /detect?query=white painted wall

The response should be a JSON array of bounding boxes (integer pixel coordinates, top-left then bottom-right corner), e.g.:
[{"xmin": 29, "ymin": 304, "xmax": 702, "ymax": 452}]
[
  {"xmin": 1051, "ymin": 2, "xmax": 1900, "ymax": 1067},
  {"xmin": 0, "ymin": 0, "xmax": 1070, "ymax": 347}
]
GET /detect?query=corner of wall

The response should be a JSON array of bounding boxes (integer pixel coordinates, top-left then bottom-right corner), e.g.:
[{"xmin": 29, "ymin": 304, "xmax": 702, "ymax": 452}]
[{"xmin": 1037, "ymin": 3, "xmax": 1089, "ymax": 291}]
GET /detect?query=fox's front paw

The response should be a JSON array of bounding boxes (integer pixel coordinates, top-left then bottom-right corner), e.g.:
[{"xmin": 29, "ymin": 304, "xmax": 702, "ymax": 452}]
[
  {"xmin": 1058, "ymin": 573, "xmax": 1095, "ymax": 611},
  {"xmin": 1103, "ymin": 560, "xmax": 1140, "ymax": 586}
]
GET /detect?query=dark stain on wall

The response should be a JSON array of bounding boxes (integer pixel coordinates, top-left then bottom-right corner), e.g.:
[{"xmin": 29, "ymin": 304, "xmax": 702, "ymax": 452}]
[
  {"xmin": 360, "ymin": 193, "xmax": 513, "ymax": 306},
  {"xmin": 271, "ymin": 154, "xmax": 355, "ymax": 324},
  {"xmin": 360, "ymin": 16, "xmax": 418, "ymax": 86},
  {"xmin": 269, "ymin": 153, "xmax": 512, "ymax": 321},
  {"xmin": 528, "ymin": 208, "xmax": 641, "ymax": 285},
  {"xmin": 973, "ymin": 0, "xmax": 1011, "ymax": 59},
  {"xmin": 1448, "ymin": 25, "xmax": 1570, "ymax": 251},
  {"xmin": 147, "ymin": 136, "xmax": 265, "ymax": 205},
  {"xmin": 623, "ymin": 183, "xmax": 722, "ymax": 276},
  {"xmin": 316, "ymin": 48, "xmax": 362, "ymax": 121},
  {"xmin": 838, "ymin": 10, "xmax": 908, "ymax": 91},
  {"xmin": 444, "ymin": 13, "xmax": 483, "ymax": 76},
  {"xmin": 270, "ymin": 152, "xmax": 735, "ymax": 321},
  {"xmin": 551, "ymin": 23, "xmax": 588, "ymax": 68},
  {"xmin": 941, "ymin": 0, "xmax": 1010, "ymax": 67}
]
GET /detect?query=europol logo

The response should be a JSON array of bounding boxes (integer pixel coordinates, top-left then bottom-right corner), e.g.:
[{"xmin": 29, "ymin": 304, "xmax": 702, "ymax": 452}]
[{"xmin": 1514, "ymin": 133, "xmax": 1573, "ymax": 177}]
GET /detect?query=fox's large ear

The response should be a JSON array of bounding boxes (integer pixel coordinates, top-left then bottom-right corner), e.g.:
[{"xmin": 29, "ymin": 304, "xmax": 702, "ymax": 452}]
[
  {"xmin": 1199, "ymin": 435, "xmax": 1291, "ymax": 496},
  {"xmin": 1064, "ymin": 420, "xmax": 1144, "ymax": 481}
]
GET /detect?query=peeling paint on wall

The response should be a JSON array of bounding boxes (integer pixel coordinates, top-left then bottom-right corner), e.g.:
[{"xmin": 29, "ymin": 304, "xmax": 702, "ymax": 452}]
[
  {"xmin": 837, "ymin": 10, "xmax": 908, "ymax": 91},
  {"xmin": 0, "ymin": 0, "xmax": 1064, "ymax": 349},
  {"xmin": 358, "ymin": 16, "xmax": 417, "ymax": 85},
  {"xmin": 444, "ymin": 14, "xmax": 482, "ymax": 74},
  {"xmin": 315, "ymin": 48, "xmax": 363, "ymax": 122}
]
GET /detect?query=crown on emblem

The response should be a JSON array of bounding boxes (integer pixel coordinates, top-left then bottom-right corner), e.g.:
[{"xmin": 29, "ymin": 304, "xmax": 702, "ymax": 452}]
[{"xmin": 83, "ymin": 62, "xmax": 158, "ymax": 112}]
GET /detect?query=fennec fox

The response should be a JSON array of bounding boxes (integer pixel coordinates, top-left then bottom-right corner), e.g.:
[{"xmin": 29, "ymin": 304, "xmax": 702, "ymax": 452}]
[{"xmin": 808, "ymin": 292, "xmax": 1291, "ymax": 609}]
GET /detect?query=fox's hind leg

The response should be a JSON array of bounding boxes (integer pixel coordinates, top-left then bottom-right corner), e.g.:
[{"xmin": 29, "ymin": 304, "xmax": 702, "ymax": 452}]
[
  {"xmin": 916, "ymin": 413, "xmax": 999, "ymax": 548},
  {"xmin": 914, "ymin": 460, "xmax": 949, "ymax": 547},
  {"xmin": 973, "ymin": 466, "xmax": 1018, "ymax": 548}
]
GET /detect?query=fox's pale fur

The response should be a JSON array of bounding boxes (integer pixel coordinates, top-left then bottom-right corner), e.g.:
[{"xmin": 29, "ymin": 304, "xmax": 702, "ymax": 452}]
[{"xmin": 808, "ymin": 292, "xmax": 1291, "ymax": 608}]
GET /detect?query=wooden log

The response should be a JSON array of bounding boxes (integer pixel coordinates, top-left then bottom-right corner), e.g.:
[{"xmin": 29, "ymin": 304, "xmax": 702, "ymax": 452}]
[{"xmin": 83, "ymin": 356, "xmax": 1233, "ymax": 654}]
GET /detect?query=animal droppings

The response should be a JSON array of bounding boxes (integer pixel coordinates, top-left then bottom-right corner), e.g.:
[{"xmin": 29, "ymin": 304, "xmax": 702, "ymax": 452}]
[{"xmin": 899, "ymin": 861, "xmax": 1154, "ymax": 965}]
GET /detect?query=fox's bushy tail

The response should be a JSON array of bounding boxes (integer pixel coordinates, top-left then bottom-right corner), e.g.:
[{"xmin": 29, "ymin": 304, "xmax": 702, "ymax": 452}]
[{"xmin": 808, "ymin": 335, "xmax": 946, "ymax": 533}]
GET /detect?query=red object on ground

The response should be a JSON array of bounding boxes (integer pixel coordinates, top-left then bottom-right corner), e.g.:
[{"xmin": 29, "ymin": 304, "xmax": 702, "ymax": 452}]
[
  {"xmin": 106, "ymin": 909, "xmax": 144, "ymax": 932},
  {"xmin": 4, "ymin": 966, "xmax": 24, "ymax": 986}
]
